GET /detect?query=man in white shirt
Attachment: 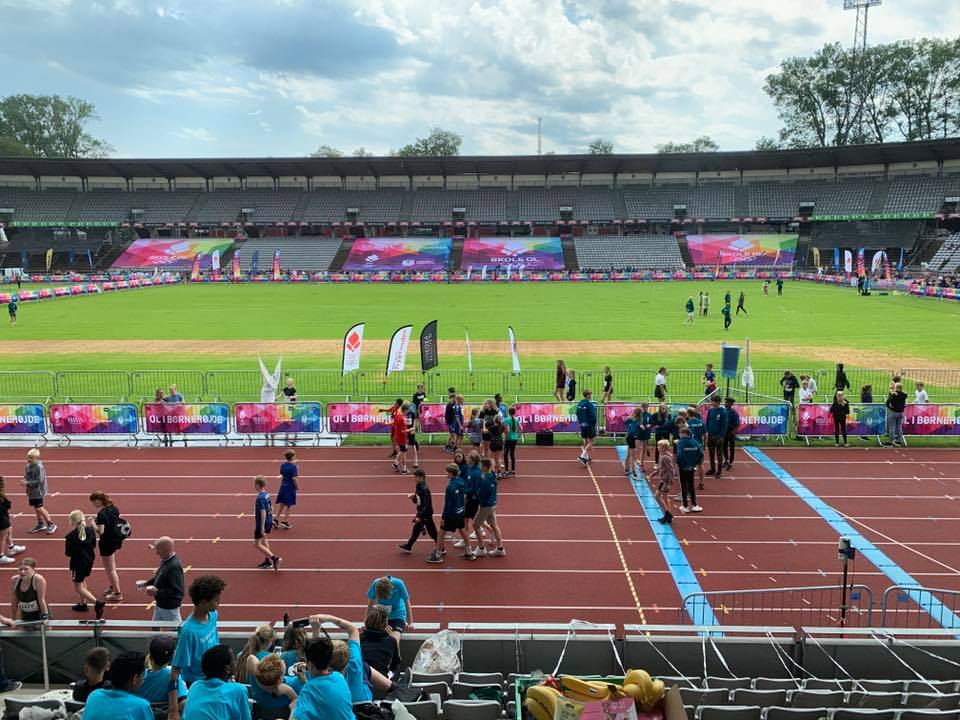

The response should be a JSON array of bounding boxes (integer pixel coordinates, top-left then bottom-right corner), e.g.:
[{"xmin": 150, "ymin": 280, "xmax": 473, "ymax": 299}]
[
  {"xmin": 654, "ymin": 368, "xmax": 668, "ymax": 402},
  {"xmin": 914, "ymin": 382, "xmax": 929, "ymax": 404}
]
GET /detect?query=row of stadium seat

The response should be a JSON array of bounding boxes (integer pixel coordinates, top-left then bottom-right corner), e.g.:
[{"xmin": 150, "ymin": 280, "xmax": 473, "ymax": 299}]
[{"xmin": 3, "ymin": 174, "xmax": 957, "ymax": 224}]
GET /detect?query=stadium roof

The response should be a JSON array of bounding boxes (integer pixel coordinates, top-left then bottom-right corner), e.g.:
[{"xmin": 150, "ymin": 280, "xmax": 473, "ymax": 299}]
[{"xmin": 1, "ymin": 137, "xmax": 959, "ymax": 179}]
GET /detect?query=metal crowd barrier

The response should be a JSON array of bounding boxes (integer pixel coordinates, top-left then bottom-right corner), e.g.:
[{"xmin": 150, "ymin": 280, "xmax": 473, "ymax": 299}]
[{"xmin": 880, "ymin": 586, "xmax": 960, "ymax": 630}]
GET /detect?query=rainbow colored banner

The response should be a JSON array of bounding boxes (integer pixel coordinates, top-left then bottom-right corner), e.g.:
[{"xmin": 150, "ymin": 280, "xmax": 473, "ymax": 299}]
[
  {"xmin": 903, "ymin": 404, "xmax": 960, "ymax": 436},
  {"xmin": 461, "ymin": 238, "xmax": 564, "ymax": 270},
  {"xmin": 234, "ymin": 402, "xmax": 322, "ymax": 434},
  {"xmin": 604, "ymin": 403, "xmax": 691, "ymax": 434},
  {"xmin": 327, "ymin": 403, "xmax": 394, "ymax": 434},
  {"xmin": 111, "ymin": 239, "xmax": 234, "ymax": 269},
  {"xmin": 344, "ymin": 238, "xmax": 452, "ymax": 271},
  {"xmin": 514, "ymin": 402, "xmax": 580, "ymax": 433},
  {"xmin": 796, "ymin": 403, "xmax": 886, "ymax": 437},
  {"xmin": 0, "ymin": 404, "xmax": 47, "ymax": 434},
  {"xmin": 701, "ymin": 403, "xmax": 791, "ymax": 436},
  {"xmin": 143, "ymin": 403, "xmax": 229, "ymax": 434},
  {"xmin": 272, "ymin": 249, "xmax": 281, "ymax": 281},
  {"xmin": 231, "ymin": 252, "xmax": 241, "ymax": 281},
  {"xmin": 49, "ymin": 404, "xmax": 139, "ymax": 435},
  {"xmin": 686, "ymin": 234, "xmax": 798, "ymax": 266},
  {"xmin": 419, "ymin": 403, "xmax": 479, "ymax": 434}
]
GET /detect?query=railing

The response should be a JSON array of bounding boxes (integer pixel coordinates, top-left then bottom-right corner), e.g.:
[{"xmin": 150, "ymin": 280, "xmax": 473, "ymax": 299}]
[
  {"xmin": 2, "ymin": 367, "xmax": 960, "ymax": 405},
  {"xmin": 681, "ymin": 585, "xmax": 875, "ymax": 629},
  {"xmin": 880, "ymin": 585, "xmax": 960, "ymax": 630}
]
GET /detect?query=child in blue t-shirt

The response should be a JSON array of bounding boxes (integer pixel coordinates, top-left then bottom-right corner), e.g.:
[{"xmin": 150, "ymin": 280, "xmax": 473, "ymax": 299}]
[
  {"xmin": 275, "ymin": 449, "xmax": 299, "ymax": 530},
  {"xmin": 253, "ymin": 476, "xmax": 280, "ymax": 571}
]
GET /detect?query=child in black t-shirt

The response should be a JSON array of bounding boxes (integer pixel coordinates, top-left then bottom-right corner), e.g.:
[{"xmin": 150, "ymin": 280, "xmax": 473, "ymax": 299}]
[{"xmin": 396, "ymin": 469, "xmax": 437, "ymax": 557}]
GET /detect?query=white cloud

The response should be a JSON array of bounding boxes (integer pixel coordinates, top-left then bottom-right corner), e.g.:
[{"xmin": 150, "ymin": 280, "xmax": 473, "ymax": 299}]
[
  {"xmin": 175, "ymin": 127, "xmax": 216, "ymax": 142},
  {"xmin": 259, "ymin": 121, "xmax": 273, "ymax": 133}
]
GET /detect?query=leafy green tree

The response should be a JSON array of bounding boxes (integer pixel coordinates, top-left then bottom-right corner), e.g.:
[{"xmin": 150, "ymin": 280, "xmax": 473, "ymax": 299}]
[
  {"xmin": 587, "ymin": 137, "xmax": 614, "ymax": 154},
  {"xmin": 391, "ymin": 127, "xmax": 462, "ymax": 157},
  {"xmin": 753, "ymin": 136, "xmax": 780, "ymax": 151},
  {"xmin": 0, "ymin": 136, "xmax": 33, "ymax": 156},
  {"xmin": 0, "ymin": 94, "xmax": 113, "ymax": 157},
  {"xmin": 656, "ymin": 135, "xmax": 719, "ymax": 153},
  {"xmin": 311, "ymin": 144, "xmax": 344, "ymax": 158},
  {"xmin": 352, "ymin": 147, "xmax": 373, "ymax": 157}
]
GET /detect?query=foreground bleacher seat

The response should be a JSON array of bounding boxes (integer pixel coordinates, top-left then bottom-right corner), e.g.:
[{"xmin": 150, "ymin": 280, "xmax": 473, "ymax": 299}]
[
  {"xmin": 762, "ymin": 707, "xmax": 829, "ymax": 720},
  {"xmin": 788, "ymin": 690, "xmax": 845, "ymax": 709},
  {"xmin": 845, "ymin": 692, "xmax": 901, "ymax": 710},
  {"xmin": 442, "ymin": 699, "xmax": 502, "ymax": 720},
  {"xmin": 754, "ymin": 679, "xmax": 802, "ymax": 691},
  {"xmin": 400, "ymin": 700, "xmax": 440, "ymax": 720},
  {"xmin": 904, "ymin": 680, "xmax": 958, "ymax": 694},
  {"xmin": 830, "ymin": 709, "xmax": 897, "ymax": 720},
  {"xmin": 412, "ymin": 672, "xmax": 455, "ymax": 687},
  {"xmin": 697, "ymin": 706, "xmax": 762, "ymax": 720},
  {"xmin": 452, "ymin": 681, "xmax": 503, "ymax": 701},
  {"xmin": 3, "ymin": 697, "xmax": 64, "ymax": 719},
  {"xmin": 899, "ymin": 711, "xmax": 960, "ymax": 720},
  {"xmin": 458, "ymin": 673, "xmax": 504, "ymax": 686},
  {"xmin": 680, "ymin": 688, "xmax": 731, "ymax": 707},
  {"xmin": 412, "ymin": 681, "xmax": 450, "ymax": 702},
  {"xmin": 901, "ymin": 693, "xmax": 960, "ymax": 710},
  {"xmin": 732, "ymin": 689, "xmax": 788, "ymax": 707},
  {"xmin": 705, "ymin": 678, "xmax": 754, "ymax": 691}
]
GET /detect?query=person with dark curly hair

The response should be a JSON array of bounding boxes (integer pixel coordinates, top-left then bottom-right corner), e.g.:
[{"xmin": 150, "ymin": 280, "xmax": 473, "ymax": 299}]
[
  {"xmin": 182, "ymin": 645, "xmax": 250, "ymax": 720},
  {"xmin": 84, "ymin": 650, "xmax": 152, "ymax": 720},
  {"xmin": 168, "ymin": 575, "xmax": 226, "ymax": 720}
]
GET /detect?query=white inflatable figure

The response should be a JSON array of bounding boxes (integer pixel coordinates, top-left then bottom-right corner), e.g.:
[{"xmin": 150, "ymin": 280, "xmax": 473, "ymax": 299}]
[{"xmin": 259, "ymin": 356, "xmax": 283, "ymax": 403}]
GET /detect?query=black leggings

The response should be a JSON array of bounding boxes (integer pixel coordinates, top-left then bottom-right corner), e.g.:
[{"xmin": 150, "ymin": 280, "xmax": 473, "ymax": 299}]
[
  {"xmin": 724, "ymin": 315, "xmax": 731, "ymax": 329},
  {"xmin": 680, "ymin": 468, "xmax": 697, "ymax": 508},
  {"xmin": 708, "ymin": 437, "xmax": 724, "ymax": 475},
  {"xmin": 504, "ymin": 440, "xmax": 517, "ymax": 472},
  {"xmin": 406, "ymin": 517, "xmax": 438, "ymax": 548},
  {"xmin": 723, "ymin": 432, "xmax": 736, "ymax": 465},
  {"xmin": 834, "ymin": 417, "xmax": 847, "ymax": 444}
]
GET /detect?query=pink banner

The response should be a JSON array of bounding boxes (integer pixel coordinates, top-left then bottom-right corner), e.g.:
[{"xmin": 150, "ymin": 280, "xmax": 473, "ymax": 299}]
[
  {"xmin": 48, "ymin": 404, "xmax": 139, "ymax": 435},
  {"xmin": 327, "ymin": 403, "xmax": 393, "ymax": 434},
  {"xmin": 235, "ymin": 402, "xmax": 322, "ymax": 434},
  {"xmin": 903, "ymin": 404, "xmax": 960, "ymax": 436}
]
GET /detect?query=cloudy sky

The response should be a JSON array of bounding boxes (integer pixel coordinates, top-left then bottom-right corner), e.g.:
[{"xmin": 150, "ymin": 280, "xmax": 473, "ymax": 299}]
[{"xmin": 2, "ymin": 0, "xmax": 957, "ymax": 158}]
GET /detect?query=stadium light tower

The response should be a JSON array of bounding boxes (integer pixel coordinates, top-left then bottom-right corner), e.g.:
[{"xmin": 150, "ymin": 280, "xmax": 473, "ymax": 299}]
[{"xmin": 843, "ymin": 0, "xmax": 882, "ymax": 54}]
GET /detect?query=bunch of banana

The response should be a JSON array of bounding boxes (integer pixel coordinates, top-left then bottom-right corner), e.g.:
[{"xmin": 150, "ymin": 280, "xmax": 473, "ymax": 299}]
[
  {"xmin": 558, "ymin": 676, "xmax": 627, "ymax": 703},
  {"xmin": 621, "ymin": 669, "xmax": 666, "ymax": 712},
  {"xmin": 525, "ymin": 684, "xmax": 569, "ymax": 720}
]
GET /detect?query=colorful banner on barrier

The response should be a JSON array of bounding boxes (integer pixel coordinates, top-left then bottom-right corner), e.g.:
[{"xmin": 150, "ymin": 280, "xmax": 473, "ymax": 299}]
[
  {"xmin": 49, "ymin": 403, "xmax": 139, "ymax": 435},
  {"xmin": 143, "ymin": 403, "xmax": 229, "ymax": 434},
  {"xmin": 513, "ymin": 402, "xmax": 580, "ymax": 433},
  {"xmin": 461, "ymin": 238, "xmax": 564, "ymax": 270},
  {"xmin": 343, "ymin": 238, "xmax": 452, "ymax": 271},
  {"xmin": 111, "ymin": 239, "xmax": 234, "ymax": 269},
  {"xmin": 796, "ymin": 404, "xmax": 886, "ymax": 436},
  {"xmin": 702, "ymin": 403, "xmax": 791, "ymax": 436},
  {"xmin": 327, "ymin": 403, "xmax": 394, "ymax": 434},
  {"xmin": 0, "ymin": 404, "xmax": 47, "ymax": 434},
  {"xmin": 234, "ymin": 402, "xmax": 322, "ymax": 434},
  {"xmin": 903, "ymin": 404, "xmax": 960, "ymax": 436},
  {"xmin": 686, "ymin": 234, "xmax": 798, "ymax": 266},
  {"xmin": 604, "ymin": 403, "xmax": 690, "ymax": 434}
]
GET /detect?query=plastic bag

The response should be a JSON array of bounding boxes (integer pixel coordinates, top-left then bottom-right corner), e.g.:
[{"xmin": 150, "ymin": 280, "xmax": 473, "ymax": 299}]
[
  {"xmin": 410, "ymin": 629, "xmax": 462, "ymax": 674},
  {"xmin": 391, "ymin": 700, "xmax": 417, "ymax": 720}
]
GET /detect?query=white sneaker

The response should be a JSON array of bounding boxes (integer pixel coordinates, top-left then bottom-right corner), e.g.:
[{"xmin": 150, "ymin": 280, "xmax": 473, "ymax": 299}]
[
  {"xmin": 670, "ymin": 494, "xmax": 682, "ymax": 501},
  {"xmin": 680, "ymin": 507, "xmax": 690, "ymax": 513},
  {"xmin": 691, "ymin": 505, "xmax": 703, "ymax": 513},
  {"xmin": 453, "ymin": 539, "xmax": 466, "ymax": 548},
  {"xmin": 7, "ymin": 545, "xmax": 25, "ymax": 555},
  {"xmin": 443, "ymin": 533, "xmax": 454, "ymax": 540},
  {"xmin": 0, "ymin": 556, "xmax": 14, "ymax": 565},
  {"xmin": 490, "ymin": 547, "xmax": 506, "ymax": 557},
  {"xmin": 474, "ymin": 547, "xmax": 487, "ymax": 557}
]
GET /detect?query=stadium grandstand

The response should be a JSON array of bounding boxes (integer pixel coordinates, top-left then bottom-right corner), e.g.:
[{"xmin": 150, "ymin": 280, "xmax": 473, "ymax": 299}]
[{"xmin": 3, "ymin": 138, "xmax": 960, "ymax": 275}]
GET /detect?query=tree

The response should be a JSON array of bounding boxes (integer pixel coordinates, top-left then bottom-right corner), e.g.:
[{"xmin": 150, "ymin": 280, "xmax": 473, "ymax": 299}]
[
  {"xmin": 311, "ymin": 144, "xmax": 344, "ymax": 158},
  {"xmin": 0, "ymin": 94, "xmax": 113, "ymax": 157},
  {"xmin": 754, "ymin": 136, "xmax": 780, "ymax": 151},
  {"xmin": 655, "ymin": 135, "xmax": 719, "ymax": 153},
  {"xmin": 588, "ymin": 137, "xmax": 614, "ymax": 154},
  {"xmin": 391, "ymin": 127, "xmax": 462, "ymax": 157},
  {"xmin": 0, "ymin": 136, "xmax": 33, "ymax": 156},
  {"xmin": 352, "ymin": 147, "xmax": 373, "ymax": 157}
]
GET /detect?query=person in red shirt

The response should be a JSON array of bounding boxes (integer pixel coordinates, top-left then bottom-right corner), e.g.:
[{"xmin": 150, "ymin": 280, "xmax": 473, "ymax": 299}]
[{"xmin": 392, "ymin": 403, "xmax": 411, "ymax": 475}]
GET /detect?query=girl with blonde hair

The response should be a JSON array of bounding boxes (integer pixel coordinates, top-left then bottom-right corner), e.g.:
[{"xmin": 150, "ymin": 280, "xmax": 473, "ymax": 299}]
[
  {"xmin": 235, "ymin": 624, "xmax": 277, "ymax": 683},
  {"xmin": 64, "ymin": 510, "xmax": 98, "ymax": 613},
  {"xmin": 251, "ymin": 654, "xmax": 298, "ymax": 713}
]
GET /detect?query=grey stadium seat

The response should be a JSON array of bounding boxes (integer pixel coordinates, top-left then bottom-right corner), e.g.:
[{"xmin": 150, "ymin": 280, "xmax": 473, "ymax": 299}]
[
  {"xmin": 680, "ymin": 688, "xmax": 731, "ymax": 707},
  {"xmin": 697, "ymin": 707, "xmax": 762, "ymax": 720},
  {"xmin": 829, "ymin": 710, "xmax": 897, "ymax": 720},
  {"xmin": 732, "ymin": 689, "xmax": 788, "ymax": 707},
  {"xmin": 704, "ymin": 678, "xmax": 753, "ymax": 691},
  {"xmin": 902, "ymin": 693, "xmax": 960, "ymax": 710},
  {"xmin": 400, "ymin": 700, "xmax": 440, "ymax": 720},
  {"xmin": 762, "ymin": 707, "xmax": 830, "ymax": 720},
  {"xmin": 844, "ymin": 692, "xmax": 901, "ymax": 710},
  {"xmin": 412, "ymin": 672, "xmax": 455, "ymax": 687},
  {"xmin": 458, "ymin": 673, "xmax": 504, "ymax": 686},
  {"xmin": 754, "ymin": 679, "xmax": 802, "ymax": 691},
  {"xmin": 441, "ymin": 700, "xmax": 503, "ymax": 720},
  {"xmin": 788, "ymin": 690, "xmax": 846, "ymax": 709}
]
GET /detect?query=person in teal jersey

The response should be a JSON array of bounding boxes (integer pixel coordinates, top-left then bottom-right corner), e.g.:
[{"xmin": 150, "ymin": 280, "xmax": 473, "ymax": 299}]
[
  {"xmin": 168, "ymin": 574, "xmax": 226, "ymax": 720},
  {"xmin": 650, "ymin": 404, "xmax": 673, "ymax": 462},
  {"xmin": 684, "ymin": 296, "xmax": 695, "ymax": 325},
  {"xmin": 475, "ymin": 457, "xmax": 505, "ymax": 557},
  {"xmin": 183, "ymin": 645, "xmax": 251, "ymax": 720},
  {"xmin": 675, "ymin": 426, "xmax": 704, "ymax": 514},
  {"xmin": 7, "ymin": 297, "xmax": 16, "ymax": 327},
  {"xmin": 135, "ymin": 635, "xmax": 187, "ymax": 709},
  {"xmin": 503, "ymin": 406, "xmax": 522, "ymax": 477},
  {"xmin": 292, "ymin": 637, "xmax": 353, "ymax": 720},
  {"xmin": 319, "ymin": 614, "xmax": 372, "ymax": 703},
  {"xmin": 704, "ymin": 396, "xmax": 729, "ymax": 479},
  {"xmin": 250, "ymin": 654, "xmax": 298, "ymax": 713},
  {"xmin": 623, "ymin": 407, "xmax": 644, "ymax": 480},
  {"xmin": 235, "ymin": 624, "xmax": 276, "ymax": 686},
  {"xmin": 636, "ymin": 403, "xmax": 653, "ymax": 472},
  {"xmin": 366, "ymin": 575, "xmax": 413, "ymax": 632},
  {"xmin": 84, "ymin": 651, "xmax": 152, "ymax": 720},
  {"xmin": 721, "ymin": 302, "xmax": 732, "ymax": 329},
  {"xmin": 576, "ymin": 389, "xmax": 598, "ymax": 466},
  {"xmin": 278, "ymin": 623, "xmax": 307, "ymax": 671},
  {"xmin": 685, "ymin": 405, "xmax": 706, "ymax": 489},
  {"xmin": 430, "ymin": 462, "xmax": 473, "ymax": 563},
  {"xmin": 724, "ymin": 289, "xmax": 732, "ymax": 308},
  {"xmin": 458, "ymin": 451, "xmax": 485, "ymax": 550}
]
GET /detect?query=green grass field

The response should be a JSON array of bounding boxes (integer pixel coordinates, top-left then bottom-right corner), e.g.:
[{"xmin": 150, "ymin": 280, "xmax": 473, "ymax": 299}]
[{"xmin": 3, "ymin": 280, "xmax": 959, "ymax": 372}]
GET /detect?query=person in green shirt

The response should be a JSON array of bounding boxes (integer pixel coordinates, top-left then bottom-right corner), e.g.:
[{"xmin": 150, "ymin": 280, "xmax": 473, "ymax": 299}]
[
  {"xmin": 503, "ymin": 407, "xmax": 522, "ymax": 477},
  {"xmin": 684, "ymin": 297, "xmax": 695, "ymax": 325}
]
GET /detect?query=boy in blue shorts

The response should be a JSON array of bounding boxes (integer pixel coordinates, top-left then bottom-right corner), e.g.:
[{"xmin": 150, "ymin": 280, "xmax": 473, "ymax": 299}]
[
  {"xmin": 167, "ymin": 575, "xmax": 226, "ymax": 719},
  {"xmin": 428, "ymin": 463, "xmax": 474, "ymax": 563},
  {"xmin": 274, "ymin": 449, "xmax": 298, "ymax": 530},
  {"xmin": 253, "ymin": 476, "xmax": 280, "ymax": 570}
]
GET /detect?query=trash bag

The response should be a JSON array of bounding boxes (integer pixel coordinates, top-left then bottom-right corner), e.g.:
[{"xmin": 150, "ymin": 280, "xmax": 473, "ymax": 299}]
[{"xmin": 410, "ymin": 629, "xmax": 462, "ymax": 674}]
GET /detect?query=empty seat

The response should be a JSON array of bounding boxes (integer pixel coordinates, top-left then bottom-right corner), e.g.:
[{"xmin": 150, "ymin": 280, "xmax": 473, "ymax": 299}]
[
  {"xmin": 754, "ymin": 679, "xmax": 802, "ymax": 692},
  {"xmin": 685, "ymin": 706, "xmax": 696, "ymax": 720},
  {"xmin": 705, "ymin": 678, "xmax": 753, "ymax": 691},
  {"xmin": 762, "ymin": 707, "xmax": 830, "ymax": 720},
  {"xmin": 905, "ymin": 681, "xmax": 959, "ymax": 694},
  {"xmin": 459, "ymin": 673, "xmax": 504, "ymax": 686},
  {"xmin": 412, "ymin": 672, "xmax": 455, "ymax": 687},
  {"xmin": 899, "ymin": 711, "xmax": 960, "ymax": 720},
  {"xmin": 732, "ymin": 689, "xmax": 788, "ymax": 707},
  {"xmin": 855, "ymin": 682, "xmax": 904, "ymax": 693},
  {"xmin": 697, "ymin": 706, "xmax": 762, "ymax": 720},
  {"xmin": 664, "ymin": 676, "xmax": 703, "ymax": 688},
  {"xmin": 442, "ymin": 700, "xmax": 503, "ymax": 720},
  {"xmin": 845, "ymin": 692, "xmax": 901, "ymax": 710},
  {"xmin": 681, "ymin": 688, "xmax": 731, "ymax": 707},
  {"xmin": 412, "ymin": 681, "xmax": 450, "ymax": 701},
  {"xmin": 400, "ymin": 700, "xmax": 440, "ymax": 720},
  {"xmin": 902, "ymin": 693, "xmax": 960, "ymax": 710},
  {"xmin": 789, "ymin": 690, "xmax": 846, "ymax": 709},
  {"xmin": 804, "ymin": 679, "xmax": 854, "ymax": 691},
  {"xmin": 829, "ymin": 710, "xmax": 896, "ymax": 720}
]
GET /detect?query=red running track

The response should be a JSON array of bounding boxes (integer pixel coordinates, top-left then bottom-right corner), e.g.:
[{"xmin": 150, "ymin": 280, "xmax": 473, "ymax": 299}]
[{"xmin": 0, "ymin": 445, "xmax": 956, "ymax": 629}]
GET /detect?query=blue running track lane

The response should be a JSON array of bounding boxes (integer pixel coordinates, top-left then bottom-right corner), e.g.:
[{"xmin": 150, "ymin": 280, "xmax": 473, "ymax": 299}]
[
  {"xmin": 615, "ymin": 446, "xmax": 721, "ymax": 631},
  {"xmin": 747, "ymin": 446, "xmax": 960, "ymax": 635}
]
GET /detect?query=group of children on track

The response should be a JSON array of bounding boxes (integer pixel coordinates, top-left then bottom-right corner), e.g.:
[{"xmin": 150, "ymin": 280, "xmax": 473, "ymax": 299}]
[{"xmin": 252, "ymin": 449, "xmax": 301, "ymax": 571}]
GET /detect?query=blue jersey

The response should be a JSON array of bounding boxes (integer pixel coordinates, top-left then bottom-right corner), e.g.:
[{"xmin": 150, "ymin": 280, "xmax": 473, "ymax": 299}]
[
  {"xmin": 686, "ymin": 415, "xmax": 705, "ymax": 443},
  {"xmin": 172, "ymin": 611, "xmax": 220, "ymax": 684},
  {"xmin": 280, "ymin": 462, "xmax": 298, "ymax": 485},
  {"xmin": 478, "ymin": 471, "xmax": 498, "ymax": 508},
  {"xmin": 725, "ymin": 407, "xmax": 741, "ymax": 434},
  {"xmin": 442, "ymin": 477, "xmax": 466, "ymax": 519},
  {"xmin": 705, "ymin": 406, "xmax": 729, "ymax": 436},
  {"xmin": 465, "ymin": 464, "xmax": 482, "ymax": 497},
  {"xmin": 255, "ymin": 490, "xmax": 273, "ymax": 535}
]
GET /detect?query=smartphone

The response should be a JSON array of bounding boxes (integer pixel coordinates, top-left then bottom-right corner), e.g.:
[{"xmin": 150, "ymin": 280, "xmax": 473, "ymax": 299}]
[{"xmin": 292, "ymin": 617, "xmax": 311, "ymax": 628}]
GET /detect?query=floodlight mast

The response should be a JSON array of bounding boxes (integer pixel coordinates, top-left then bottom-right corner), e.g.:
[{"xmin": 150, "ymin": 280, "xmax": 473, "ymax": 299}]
[{"xmin": 843, "ymin": 0, "xmax": 882, "ymax": 54}]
